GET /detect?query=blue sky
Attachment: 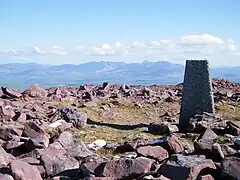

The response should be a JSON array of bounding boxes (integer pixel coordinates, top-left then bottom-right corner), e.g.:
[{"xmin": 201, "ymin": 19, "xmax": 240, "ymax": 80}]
[{"xmin": 0, "ymin": 0, "xmax": 240, "ymax": 66}]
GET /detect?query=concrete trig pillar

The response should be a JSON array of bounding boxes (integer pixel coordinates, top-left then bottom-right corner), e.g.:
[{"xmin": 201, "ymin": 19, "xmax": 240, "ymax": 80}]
[{"xmin": 179, "ymin": 60, "xmax": 215, "ymax": 129}]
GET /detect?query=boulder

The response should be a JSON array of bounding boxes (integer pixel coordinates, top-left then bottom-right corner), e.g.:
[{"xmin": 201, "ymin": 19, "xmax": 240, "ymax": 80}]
[
  {"xmin": 148, "ymin": 122, "xmax": 179, "ymax": 134},
  {"xmin": 137, "ymin": 146, "xmax": 169, "ymax": 161},
  {"xmin": 40, "ymin": 153, "xmax": 79, "ymax": 177},
  {"xmin": 188, "ymin": 113, "xmax": 226, "ymax": 134},
  {"xmin": 23, "ymin": 84, "xmax": 47, "ymax": 99},
  {"xmin": 221, "ymin": 156, "xmax": 240, "ymax": 179},
  {"xmin": 159, "ymin": 154, "xmax": 216, "ymax": 180},
  {"xmin": 23, "ymin": 122, "xmax": 49, "ymax": 148},
  {"xmin": 57, "ymin": 131, "xmax": 94, "ymax": 159},
  {"xmin": 161, "ymin": 134, "xmax": 185, "ymax": 154},
  {"xmin": 82, "ymin": 157, "xmax": 154, "ymax": 179},
  {"xmin": 1, "ymin": 87, "xmax": 22, "ymax": 98},
  {"xmin": 59, "ymin": 106, "xmax": 87, "ymax": 128},
  {"xmin": 194, "ymin": 128, "xmax": 218, "ymax": 155},
  {"xmin": 0, "ymin": 106, "xmax": 15, "ymax": 121},
  {"xmin": 10, "ymin": 160, "xmax": 43, "ymax": 180}
]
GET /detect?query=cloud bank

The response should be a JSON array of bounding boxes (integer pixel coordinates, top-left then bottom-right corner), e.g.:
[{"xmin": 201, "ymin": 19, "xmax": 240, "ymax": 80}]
[{"xmin": 0, "ymin": 34, "xmax": 239, "ymax": 66}]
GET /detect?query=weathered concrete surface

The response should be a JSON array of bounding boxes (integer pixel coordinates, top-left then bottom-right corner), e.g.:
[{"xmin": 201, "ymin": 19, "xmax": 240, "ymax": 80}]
[{"xmin": 179, "ymin": 60, "xmax": 215, "ymax": 129}]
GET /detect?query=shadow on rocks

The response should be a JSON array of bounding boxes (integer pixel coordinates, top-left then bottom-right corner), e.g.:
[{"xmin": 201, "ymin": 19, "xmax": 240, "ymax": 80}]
[{"xmin": 87, "ymin": 119, "xmax": 148, "ymax": 130}]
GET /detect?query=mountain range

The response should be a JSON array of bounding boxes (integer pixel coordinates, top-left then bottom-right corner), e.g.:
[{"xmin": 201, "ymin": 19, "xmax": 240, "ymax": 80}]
[{"xmin": 0, "ymin": 61, "xmax": 239, "ymax": 90}]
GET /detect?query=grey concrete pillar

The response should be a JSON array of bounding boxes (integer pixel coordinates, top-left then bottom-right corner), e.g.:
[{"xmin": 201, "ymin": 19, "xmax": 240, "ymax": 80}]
[{"xmin": 179, "ymin": 60, "xmax": 215, "ymax": 129}]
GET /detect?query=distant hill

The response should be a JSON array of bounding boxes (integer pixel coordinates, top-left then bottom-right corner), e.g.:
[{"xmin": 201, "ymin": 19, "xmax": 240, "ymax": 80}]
[{"xmin": 0, "ymin": 61, "xmax": 239, "ymax": 90}]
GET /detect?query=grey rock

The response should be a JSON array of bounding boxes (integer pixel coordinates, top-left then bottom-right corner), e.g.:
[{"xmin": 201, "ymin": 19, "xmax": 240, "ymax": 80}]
[
  {"xmin": 159, "ymin": 154, "xmax": 216, "ymax": 180},
  {"xmin": 40, "ymin": 153, "xmax": 79, "ymax": 177},
  {"xmin": 59, "ymin": 106, "xmax": 87, "ymax": 128},
  {"xmin": 221, "ymin": 156, "xmax": 240, "ymax": 179},
  {"xmin": 194, "ymin": 128, "xmax": 218, "ymax": 154},
  {"xmin": 57, "ymin": 131, "xmax": 94, "ymax": 159}
]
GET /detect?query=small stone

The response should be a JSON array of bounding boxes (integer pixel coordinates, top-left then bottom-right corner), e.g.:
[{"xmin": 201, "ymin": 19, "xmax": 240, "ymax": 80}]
[{"xmin": 88, "ymin": 140, "xmax": 107, "ymax": 151}]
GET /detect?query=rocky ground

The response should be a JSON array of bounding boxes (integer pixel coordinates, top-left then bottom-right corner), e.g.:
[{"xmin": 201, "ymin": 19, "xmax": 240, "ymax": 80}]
[{"xmin": 0, "ymin": 78, "xmax": 240, "ymax": 180}]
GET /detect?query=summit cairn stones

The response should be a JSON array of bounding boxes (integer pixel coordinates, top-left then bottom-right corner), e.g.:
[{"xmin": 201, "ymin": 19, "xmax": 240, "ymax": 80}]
[{"xmin": 179, "ymin": 60, "xmax": 215, "ymax": 129}]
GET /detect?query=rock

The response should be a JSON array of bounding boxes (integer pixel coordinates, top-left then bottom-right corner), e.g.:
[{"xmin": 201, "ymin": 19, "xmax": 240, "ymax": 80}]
[
  {"xmin": 0, "ymin": 147, "xmax": 12, "ymax": 167},
  {"xmin": 12, "ymin": 112, "xmax": 27, "ymax": 124},
  {"xmin": 59, "ymin": 106, "xmax": 87, "ymax": 128},
  {"xmin": 188, "ymin": 112, "xmax": 226, "ymax": 134},
  {"xmin": 148, "ymin": 122, "xmax": 179, "ymax": 134},
  {"xmin": 48, "ymin": 120, "xmax": 72, "ymax": 129},
  {"xmin": 103, "ymin": 157, "xmax": 154, "ymax": 179},
  {"xmin": 23, "ymin": 84, "xmax": 47, "ymax": 99},
  {"xmin": 23, "ymin": 122, "xmax": 49, "ymax": 148},
  {"xmin": 10, "ymin": 160, "xmax": 43, "ymax": 180},
  {"xmin": 104, "ymin": 143, "xmax": 120, "ymax": 150},
  {"xmin": 40, "ymin": 153, "xmax": 79, "ymax": 177},
  {"xmin": 221, "ymin": 156, "xmax": 240, "ymax": 179},
  {"xmin": 57, "ymin": 131, "xmax": 94, "ymax": 159},
  {"xmin": 44, "ymin": 142, "xmax": 67, "ymax": 157},
  {"xmin": 83, "ymin": 157, "xmax": 154, "ymax": 179},
  {"xmin": 81, "ymin": 158, "xmax": 107, "ymax": 176},
  {"xmin": 137, "ymin": 146, "xmax": 169, "ymax": 161},
  {"xmin": 0, "ymin": 173, "xmax": 14, "ymax": 180},
  {"xmin": 117, "ymin": 152, "xmax": 138, "ymax": 159},
  {"xmin": 234, "ymin": 136, "xmax": 240, "ymax": 148},
  {"xmin": 0, "ymin": 106, "xmax": 15, "ymax": 121},
  {"xmin": 0, "ymin": 125, "xmax": 22, "ymax": 141},
  {"xmin": 212, "ymin": 143, "xmax": 225, "ymax": 160},
  {"xmin": 1, "ymin": 87, "xmax": 22, "ymax": 98},
  {"xmin": 82, "ymin": 91, "xmax": 93, "ymax": 100},
  {"xmin": 225, "ymin": 121, "xmax": 240, "ymax": 136},
  {"xmin": 194, "ymin": 128, "xmax": 218, "ymax": 155},
  {"xmin": 159, "ymin": 154, "xmax": 216, "ymax": 180},
  {"xmin": 88, "ymin": 140, "xmax": 107, "ymax": 151},
  {"xmin": 19, "ymin": 157, "xmax": 40, "ymax": 165},
  {"xmin": 219, "ymin": 144, "xmax": 236, "ymax": 156},
  {"xmin": 161, "ymin": 134, "xmax": 185, "ymax": 154}
]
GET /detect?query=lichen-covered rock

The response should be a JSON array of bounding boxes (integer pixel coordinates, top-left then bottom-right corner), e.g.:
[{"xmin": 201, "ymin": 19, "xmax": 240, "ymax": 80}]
[{"xmin": 59, "ymin": 106, "xmax": 87, "ymax": 128}]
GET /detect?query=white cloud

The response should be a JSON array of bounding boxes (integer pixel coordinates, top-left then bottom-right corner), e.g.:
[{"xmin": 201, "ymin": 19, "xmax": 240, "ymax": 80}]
[
  {"xmin": 180, "ymin": 34, "xmax": 224, "ymax": 45},
  {"xmin": 51, "ymin": 45, "xmax": 68, "ymax": 55},
  {"xmin": 90, "ymin": 44, "xmax": 115, "ymax": 56},
  {"xmin": 32, "ymin": 46, "xmax": 46, "ymax": 54},
  {"xmin": 1, "ymin": 34, "xmax": 240, "ymax": 65},
  {"xmin": 3, "ymin": 49, "xmax": 19, "ymax": 55}
]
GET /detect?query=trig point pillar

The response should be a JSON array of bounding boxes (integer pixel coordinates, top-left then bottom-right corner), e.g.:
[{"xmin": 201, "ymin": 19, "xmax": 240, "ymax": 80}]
[{"xmin": 179, "ymin": 60, "xmax": 215, "ymax": 129}]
